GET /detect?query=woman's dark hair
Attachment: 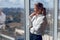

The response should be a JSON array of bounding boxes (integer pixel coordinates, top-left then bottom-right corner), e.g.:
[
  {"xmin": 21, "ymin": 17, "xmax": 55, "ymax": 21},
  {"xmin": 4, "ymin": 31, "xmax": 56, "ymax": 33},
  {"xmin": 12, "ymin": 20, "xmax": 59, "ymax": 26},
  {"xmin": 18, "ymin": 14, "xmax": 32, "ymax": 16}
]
[
  {"xmin": 35, "ymin": 3, "xmax": 43, "ymax": 9},
  {"xmin": 43, "ymin": 8, "xmax": 46, "ymax": 16},
  {"xmin": 38, "ymin": 3, "xmax": 43, "ymax": 8}
]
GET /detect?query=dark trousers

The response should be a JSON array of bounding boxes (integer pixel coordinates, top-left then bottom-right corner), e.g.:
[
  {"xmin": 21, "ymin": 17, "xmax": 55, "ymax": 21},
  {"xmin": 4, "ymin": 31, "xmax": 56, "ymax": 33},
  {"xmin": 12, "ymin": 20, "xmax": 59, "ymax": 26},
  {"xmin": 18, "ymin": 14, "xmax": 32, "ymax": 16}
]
[{"xmin": 30, "ymin": 33, "xmax": 42, "ymax": 40}]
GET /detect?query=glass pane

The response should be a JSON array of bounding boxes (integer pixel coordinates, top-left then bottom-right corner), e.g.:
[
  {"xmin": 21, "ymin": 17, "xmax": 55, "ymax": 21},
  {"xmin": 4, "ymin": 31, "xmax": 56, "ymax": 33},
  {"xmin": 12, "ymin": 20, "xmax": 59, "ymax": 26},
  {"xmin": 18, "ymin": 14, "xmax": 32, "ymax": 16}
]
[
  {"xmin": 58, "ymin": 0, "xmax": 60, "ymax": 40},
  {"xmin": 0, "ymin": 0, "xmax": 25, "ymax": 40},
  {"xmin": 29, "ymin": 0, "xmax": 54, "ymax": 40}
]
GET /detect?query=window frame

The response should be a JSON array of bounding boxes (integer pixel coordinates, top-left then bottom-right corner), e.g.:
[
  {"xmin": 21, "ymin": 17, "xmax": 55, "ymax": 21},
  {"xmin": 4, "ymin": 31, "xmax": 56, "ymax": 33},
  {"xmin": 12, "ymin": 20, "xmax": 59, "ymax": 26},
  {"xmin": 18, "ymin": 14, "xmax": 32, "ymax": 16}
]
[{"xmin": 53, "ymin": 0, "xmax": 58, "ymax": 40}]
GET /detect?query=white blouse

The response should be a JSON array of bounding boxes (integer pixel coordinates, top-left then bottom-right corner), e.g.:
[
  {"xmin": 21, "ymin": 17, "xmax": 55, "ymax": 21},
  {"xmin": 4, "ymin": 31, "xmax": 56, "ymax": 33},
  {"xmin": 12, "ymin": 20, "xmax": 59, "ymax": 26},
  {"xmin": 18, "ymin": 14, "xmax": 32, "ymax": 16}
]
[{"xmin": 30, "ymin": 14, "xmax": 45, "ymax": 35}]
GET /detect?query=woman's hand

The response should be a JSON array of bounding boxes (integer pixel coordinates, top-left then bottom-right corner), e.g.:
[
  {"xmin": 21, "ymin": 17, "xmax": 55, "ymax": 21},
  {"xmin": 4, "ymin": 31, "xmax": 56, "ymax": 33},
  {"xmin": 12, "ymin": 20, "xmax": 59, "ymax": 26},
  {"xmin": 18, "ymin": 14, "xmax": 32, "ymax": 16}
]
[
  {"xmin": 30, "ymin": 12, "xmax": 36, "ymax": 18},
  {"xmin": 29, "ymin": 26, "xmax": 33, "ymax": 30}
]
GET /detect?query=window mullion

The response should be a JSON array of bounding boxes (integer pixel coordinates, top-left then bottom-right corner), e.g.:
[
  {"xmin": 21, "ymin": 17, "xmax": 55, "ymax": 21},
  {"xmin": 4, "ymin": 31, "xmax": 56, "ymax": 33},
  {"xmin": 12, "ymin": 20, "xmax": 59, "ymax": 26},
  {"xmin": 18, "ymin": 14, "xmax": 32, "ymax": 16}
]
[
  {"xmin": 25, "ymin": 0, "xmax": 29, "ymax": 40},
  {"xmin": 53, "ymin": 0, "xmax": 58, "ymax": 40}
]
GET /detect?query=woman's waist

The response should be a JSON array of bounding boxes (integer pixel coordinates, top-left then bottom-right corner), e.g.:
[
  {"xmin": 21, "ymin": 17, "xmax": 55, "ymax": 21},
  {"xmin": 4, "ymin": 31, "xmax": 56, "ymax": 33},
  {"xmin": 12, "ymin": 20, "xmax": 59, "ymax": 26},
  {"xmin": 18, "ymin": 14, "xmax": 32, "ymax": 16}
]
[
  {"xmin": 30, "ymin": 28, "xmax": 42, "ymax": 35},
  {"xmin": 30, "ymin": 31, "xmax": 42, "ymax": 35}
]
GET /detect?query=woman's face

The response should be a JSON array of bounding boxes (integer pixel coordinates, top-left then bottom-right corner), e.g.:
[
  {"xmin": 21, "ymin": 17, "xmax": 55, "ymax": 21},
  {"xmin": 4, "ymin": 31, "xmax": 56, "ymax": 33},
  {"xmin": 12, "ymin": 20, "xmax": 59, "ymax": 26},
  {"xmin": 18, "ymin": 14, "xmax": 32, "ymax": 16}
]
[{"xmin": 34, "ymin": 5, "xmax": 39, "ymax": 12}]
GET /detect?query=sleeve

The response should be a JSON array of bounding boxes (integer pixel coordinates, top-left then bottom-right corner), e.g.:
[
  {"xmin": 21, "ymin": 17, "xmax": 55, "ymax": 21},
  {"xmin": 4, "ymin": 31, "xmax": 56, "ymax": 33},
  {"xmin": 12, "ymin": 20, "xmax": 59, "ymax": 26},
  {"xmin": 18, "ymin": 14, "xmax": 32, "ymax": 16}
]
[{"xmin": 29, "ymin": 16, "xmax": 33, "ymax": 27}]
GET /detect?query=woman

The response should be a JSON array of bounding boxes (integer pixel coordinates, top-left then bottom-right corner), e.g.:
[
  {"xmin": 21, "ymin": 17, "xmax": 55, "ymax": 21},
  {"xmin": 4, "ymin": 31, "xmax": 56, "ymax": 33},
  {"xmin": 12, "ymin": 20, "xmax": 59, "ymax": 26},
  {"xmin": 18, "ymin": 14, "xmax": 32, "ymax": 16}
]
[{"xmin": 29, "ymin": 3, "xmax": 47, "ymax": 40}]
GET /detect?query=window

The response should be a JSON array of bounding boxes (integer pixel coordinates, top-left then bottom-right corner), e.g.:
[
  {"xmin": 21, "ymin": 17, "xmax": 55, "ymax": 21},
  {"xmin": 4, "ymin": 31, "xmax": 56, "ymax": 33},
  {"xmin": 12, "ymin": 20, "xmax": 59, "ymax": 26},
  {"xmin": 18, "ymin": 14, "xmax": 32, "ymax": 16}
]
[
  {"xmin": 0, "ymin": 0, "xmax": 25, "ymax": 40},
  {"xmin": 0, "ymin": 0, "xmax": 59, "ymax": 40}
]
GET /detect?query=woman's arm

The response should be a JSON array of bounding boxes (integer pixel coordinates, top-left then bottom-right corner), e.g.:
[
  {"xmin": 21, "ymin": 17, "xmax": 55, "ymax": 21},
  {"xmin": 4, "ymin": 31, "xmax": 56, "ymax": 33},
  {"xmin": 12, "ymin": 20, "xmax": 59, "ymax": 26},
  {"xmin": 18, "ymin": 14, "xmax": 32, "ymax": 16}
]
[{"xmin": 29, "ymin": 12, "xmax": 35, "ymax": 29}]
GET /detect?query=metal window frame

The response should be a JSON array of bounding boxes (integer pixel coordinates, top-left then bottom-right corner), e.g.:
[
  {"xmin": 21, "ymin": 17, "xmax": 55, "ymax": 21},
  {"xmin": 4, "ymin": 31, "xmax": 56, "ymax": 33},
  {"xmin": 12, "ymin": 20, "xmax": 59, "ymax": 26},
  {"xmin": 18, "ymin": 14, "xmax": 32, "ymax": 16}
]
[
  {"xmin": 25, "ymin": 0, "xmax": 29, "ymax": 40},
  {"xmin": 53, "ymin": 0, "xmax": 58, "ymax": 40}
]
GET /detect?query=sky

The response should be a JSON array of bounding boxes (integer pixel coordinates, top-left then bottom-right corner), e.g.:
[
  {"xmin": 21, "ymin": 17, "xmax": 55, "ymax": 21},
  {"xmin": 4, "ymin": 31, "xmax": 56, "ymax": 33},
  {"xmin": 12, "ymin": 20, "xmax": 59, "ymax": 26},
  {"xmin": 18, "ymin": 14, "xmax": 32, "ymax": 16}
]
[
  {"xmin": 0, "ymin": 0, "xmax": 60, "ymax": 8},
  {"xmin": 30, "ymin": 0, "xmax": 54, "ymax": 8},
  {"xmin": 0, "ymin": 0, "xmax": 24, "ymax": 8}
]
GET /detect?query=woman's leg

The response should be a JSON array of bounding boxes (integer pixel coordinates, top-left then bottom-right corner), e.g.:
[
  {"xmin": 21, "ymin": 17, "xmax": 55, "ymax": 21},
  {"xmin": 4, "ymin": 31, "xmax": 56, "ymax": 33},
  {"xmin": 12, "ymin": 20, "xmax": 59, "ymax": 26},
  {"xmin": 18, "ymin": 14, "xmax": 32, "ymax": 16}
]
[
  {"xmin": 30, "ymin": 33, "xmax": 42, "ymax": 40},
  {"xmin": 30, "ymin": 33, "xmax": 34, "ymax": 40},
  {"xmin": 36, "ymin": 35, "xmax": 42, "ymax": 40},
  {"xmin": 30, "ymin": 33, "xmax": 37, "ymax": 40}
]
